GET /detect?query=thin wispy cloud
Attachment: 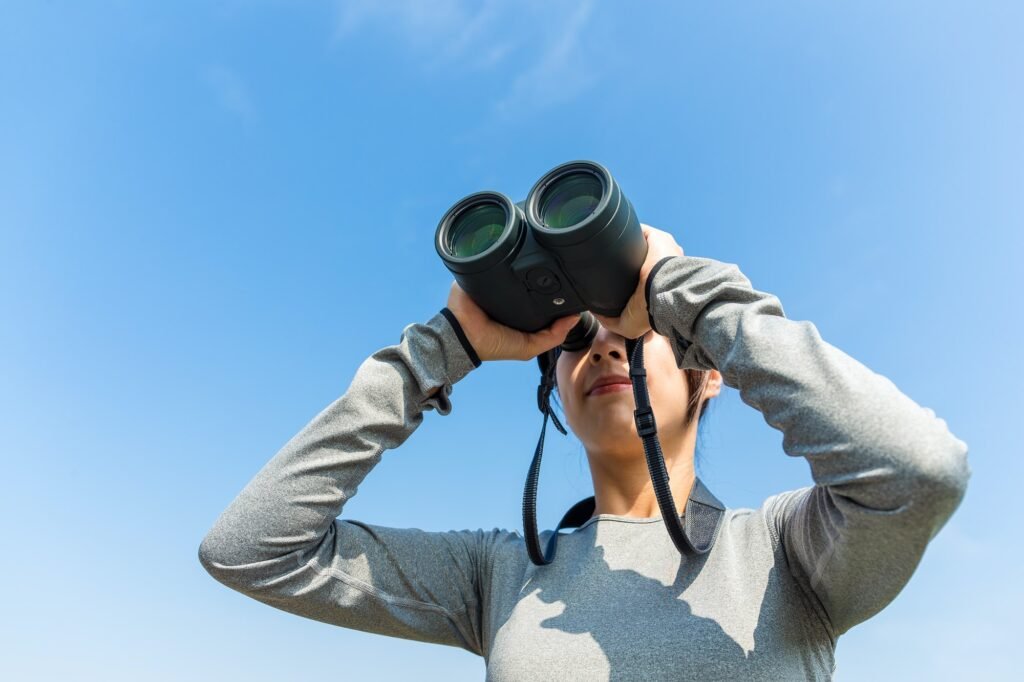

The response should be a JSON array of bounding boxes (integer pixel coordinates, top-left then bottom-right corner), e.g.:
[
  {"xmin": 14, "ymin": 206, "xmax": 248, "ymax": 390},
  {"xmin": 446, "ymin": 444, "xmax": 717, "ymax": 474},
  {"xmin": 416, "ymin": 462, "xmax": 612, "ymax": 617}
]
[
  {"xmin": 333, "ymin": 0, "xmax": 500, "ymax": 67},
  {"xmin": 331, "ymin": 0, "xmax": 598, "ymax": 116},
  {"xmin": 493, "ymin": 0, "xmax": 596, "ymax": 119}
]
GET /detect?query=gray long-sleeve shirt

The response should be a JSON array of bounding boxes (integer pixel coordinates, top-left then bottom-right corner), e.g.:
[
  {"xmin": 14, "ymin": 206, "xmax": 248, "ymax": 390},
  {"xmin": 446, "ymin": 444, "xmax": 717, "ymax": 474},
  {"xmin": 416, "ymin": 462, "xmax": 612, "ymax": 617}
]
[{"xmin": 198, "ymin": 255, "xmax": 970, "ymax": 681}]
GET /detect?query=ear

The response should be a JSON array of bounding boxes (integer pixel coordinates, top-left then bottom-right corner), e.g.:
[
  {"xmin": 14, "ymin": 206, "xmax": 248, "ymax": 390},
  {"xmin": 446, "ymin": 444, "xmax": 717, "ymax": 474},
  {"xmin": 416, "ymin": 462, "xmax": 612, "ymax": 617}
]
[{"xmin": 703, "ymin": 370, "xmax": 723, "ymax": 399}]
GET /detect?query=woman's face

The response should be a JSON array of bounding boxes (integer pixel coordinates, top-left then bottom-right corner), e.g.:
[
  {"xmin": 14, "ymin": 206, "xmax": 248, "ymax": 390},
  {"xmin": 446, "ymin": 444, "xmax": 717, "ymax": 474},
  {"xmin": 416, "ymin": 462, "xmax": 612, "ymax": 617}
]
[{"xmin": 554, "ymin": 324, "xmax": 716, "ymax": 460}]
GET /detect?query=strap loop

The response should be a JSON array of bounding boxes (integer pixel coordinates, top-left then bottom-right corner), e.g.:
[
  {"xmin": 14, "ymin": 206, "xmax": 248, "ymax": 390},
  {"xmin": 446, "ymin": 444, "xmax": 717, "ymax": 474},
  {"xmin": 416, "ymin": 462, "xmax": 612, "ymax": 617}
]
[{"xmin": 633, "ymin": 406, "xmax": 658, "ymax": 438}]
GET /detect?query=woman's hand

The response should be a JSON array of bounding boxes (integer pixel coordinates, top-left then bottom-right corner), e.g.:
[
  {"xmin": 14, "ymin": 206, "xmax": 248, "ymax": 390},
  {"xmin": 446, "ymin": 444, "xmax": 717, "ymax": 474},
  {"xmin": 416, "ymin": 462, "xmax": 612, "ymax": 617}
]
[
  {"xmin": 446, "ymin": 282, "xmax": 580, "ymax": 362},
  {"xmin": 592, "ymin": 224, "xmax": 685, "ymax": 339}
]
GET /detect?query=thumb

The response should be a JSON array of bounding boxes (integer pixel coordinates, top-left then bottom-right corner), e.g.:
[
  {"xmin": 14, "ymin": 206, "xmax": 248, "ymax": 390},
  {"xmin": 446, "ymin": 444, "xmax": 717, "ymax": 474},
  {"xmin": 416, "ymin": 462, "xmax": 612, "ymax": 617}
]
[
  {"xmin": 524, "ymin": 314, "xmax": 580, "ymax": 358},
  {"xmin": 553, "ymin": 313, "xmax": 582, "ymax": 338}
]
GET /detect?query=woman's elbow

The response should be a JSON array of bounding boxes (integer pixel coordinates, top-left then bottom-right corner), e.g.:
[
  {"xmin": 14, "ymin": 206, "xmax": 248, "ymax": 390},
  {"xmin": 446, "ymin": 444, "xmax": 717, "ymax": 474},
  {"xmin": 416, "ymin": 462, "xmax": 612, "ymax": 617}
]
[
  {"xmin": 906, "ymin": 431, "xmax": 971, "ymax": 526},
  {"xmin": 197, "ymin": 533, "xmax": 268, "ymax": 594},
  {"xmin": 886, "ymin": 406, "xmax": 970, "ymax": 502},
  {"xmin": 197, "ymin": 526, "xmax": 257, "ymax": 587},
  {"xmin": 198, "ymin": 532, "xmax": 232, "ymax": 582}
]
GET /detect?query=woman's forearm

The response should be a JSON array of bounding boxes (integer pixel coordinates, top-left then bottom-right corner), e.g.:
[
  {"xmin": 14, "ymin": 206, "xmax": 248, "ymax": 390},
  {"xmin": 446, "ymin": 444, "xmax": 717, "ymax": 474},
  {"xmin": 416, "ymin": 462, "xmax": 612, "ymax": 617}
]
[
  {"xmin": 646, "ymin": 254, "xmax": 970, "ymax": 635},
  {"xmin": 647, "ymin": 255, "xmax": 969, "ymax": 506},
  {"xmin": 198, "ymin": 310, "xmax": 479, "ymax": 574}
]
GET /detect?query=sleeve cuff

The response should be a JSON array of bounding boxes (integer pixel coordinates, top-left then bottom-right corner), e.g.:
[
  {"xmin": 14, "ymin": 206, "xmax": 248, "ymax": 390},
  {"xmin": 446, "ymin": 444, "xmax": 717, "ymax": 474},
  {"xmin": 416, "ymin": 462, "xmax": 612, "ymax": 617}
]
[
  {"xmin": 645, "ymin": 256, "xmax": 679, "ymax": 334},
  {"xmin": 439, "ymin": 307, "xmax": 482, "ymax": 368}
]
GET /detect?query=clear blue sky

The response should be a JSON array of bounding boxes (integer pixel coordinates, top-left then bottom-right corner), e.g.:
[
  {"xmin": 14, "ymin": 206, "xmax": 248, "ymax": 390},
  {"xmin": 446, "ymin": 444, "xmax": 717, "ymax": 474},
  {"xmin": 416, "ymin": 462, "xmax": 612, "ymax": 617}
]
[{"xmin": 2, "ymin": 2, "xmax": 1020, "ymax": 679}]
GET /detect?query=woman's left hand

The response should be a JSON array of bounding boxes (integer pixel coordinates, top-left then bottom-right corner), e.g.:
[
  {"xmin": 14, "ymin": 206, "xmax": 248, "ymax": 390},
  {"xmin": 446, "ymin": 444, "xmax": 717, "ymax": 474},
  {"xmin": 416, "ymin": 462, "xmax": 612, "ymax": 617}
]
[{"xmin": 592, "ymin": 224, "xmax": 685, "ymax": 340}]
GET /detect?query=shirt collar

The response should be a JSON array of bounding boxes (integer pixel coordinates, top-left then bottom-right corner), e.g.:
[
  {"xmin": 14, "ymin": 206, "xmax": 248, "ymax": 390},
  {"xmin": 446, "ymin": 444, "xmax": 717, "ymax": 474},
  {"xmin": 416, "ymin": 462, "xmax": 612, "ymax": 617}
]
[{"xmin": 554, "ymin": 477, "xmax": 726, "ymax": 555}]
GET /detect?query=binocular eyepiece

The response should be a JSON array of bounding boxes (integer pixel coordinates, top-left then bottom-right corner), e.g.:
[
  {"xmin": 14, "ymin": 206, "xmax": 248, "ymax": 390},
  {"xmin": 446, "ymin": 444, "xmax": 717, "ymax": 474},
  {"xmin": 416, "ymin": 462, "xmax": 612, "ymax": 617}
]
[{"xmin": 435, "ymin": 160, "xmax": 647, "ymax": 356}]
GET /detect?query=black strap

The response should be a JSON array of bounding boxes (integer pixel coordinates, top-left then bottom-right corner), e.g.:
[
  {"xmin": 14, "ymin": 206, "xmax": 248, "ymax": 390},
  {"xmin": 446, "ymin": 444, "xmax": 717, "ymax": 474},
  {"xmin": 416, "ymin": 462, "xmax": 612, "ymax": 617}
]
[
  {"xmin": 624, "ymin": 336, "xmax": 695, "ymax": 556},
  {"xmin": 523, "ymin": 337, "xmax": 726, "ymax": 566},
  {"xmin": 523, "ymin": 354, "xmax": 567, "ymax": 565}
]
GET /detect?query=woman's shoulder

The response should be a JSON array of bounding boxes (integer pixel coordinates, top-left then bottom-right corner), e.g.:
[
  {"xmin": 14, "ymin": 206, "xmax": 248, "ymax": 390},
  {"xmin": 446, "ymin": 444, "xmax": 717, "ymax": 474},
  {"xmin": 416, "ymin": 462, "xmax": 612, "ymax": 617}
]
[{"xmin": 719, "ymin": 486, "xmax": 816, "ymax": 552}]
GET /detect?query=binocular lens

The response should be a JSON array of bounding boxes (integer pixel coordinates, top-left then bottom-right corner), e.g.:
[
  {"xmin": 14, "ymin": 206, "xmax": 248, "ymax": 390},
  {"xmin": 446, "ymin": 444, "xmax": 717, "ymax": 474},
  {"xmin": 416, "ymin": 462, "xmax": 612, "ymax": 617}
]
[
  {"xmin": 448, "ymin": 203, "xmax": 507, "ymax": 258},
  {"xmin": 539, "ymin": 172, "xmax": 603, "ymax": 229}
]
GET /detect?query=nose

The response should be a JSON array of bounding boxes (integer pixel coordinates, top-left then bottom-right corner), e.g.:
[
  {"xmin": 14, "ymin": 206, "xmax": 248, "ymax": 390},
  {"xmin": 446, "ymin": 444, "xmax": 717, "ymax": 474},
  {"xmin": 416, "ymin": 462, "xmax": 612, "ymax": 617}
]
[{"xmin": 588, "ymin": 328, "xmax": 626, "ymax": 365}]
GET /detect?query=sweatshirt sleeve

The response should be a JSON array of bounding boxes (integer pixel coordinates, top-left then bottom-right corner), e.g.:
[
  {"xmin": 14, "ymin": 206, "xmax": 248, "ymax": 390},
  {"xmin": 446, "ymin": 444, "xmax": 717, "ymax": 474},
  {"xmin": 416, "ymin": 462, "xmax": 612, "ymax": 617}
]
[
  {"xmin": 646, "ymin": 255, "xmax": 971, "ymax": 639},
  {"xmin": 197, "ymin": 309, "xmax": 498, "ymax": 655}
]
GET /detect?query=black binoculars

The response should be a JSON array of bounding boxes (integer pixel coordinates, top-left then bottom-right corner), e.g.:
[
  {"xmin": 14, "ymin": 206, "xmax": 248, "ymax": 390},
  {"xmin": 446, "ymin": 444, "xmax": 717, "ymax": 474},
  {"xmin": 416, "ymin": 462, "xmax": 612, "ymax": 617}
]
[
  {"xmin": 434, "ymin": 160, "xmax": 647, "ymax": 353},
  {"xmin": 433, "ymin": 161, "xmax": 710, "ymax": 565}
]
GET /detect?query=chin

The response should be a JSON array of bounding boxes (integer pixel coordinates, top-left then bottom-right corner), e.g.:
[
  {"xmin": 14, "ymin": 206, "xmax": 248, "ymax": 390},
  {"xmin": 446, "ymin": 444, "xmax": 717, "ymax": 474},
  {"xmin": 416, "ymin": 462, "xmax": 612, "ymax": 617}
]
[
  {"xmin": 583, "ymin": 411, "xmax": 637, "ymax": 442},
  {"xmin": 583, "ymin": 433, "xmax": 646, "ymax": 462}
]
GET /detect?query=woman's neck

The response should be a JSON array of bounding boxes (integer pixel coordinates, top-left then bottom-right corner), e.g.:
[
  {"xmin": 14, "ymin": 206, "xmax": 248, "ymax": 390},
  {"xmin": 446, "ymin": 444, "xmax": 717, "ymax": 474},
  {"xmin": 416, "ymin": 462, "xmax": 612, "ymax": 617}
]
[{"xmin": 586, "ymin": 425, "xmax": 698, "ymax": 518}]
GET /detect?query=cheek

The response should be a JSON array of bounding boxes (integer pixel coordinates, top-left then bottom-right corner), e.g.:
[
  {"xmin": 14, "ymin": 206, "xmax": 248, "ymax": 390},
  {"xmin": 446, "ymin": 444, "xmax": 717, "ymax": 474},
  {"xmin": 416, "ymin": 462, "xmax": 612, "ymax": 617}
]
[
  {"xmin": 648, "ymin": 361, "xmax": 691, "ymax": 418},
  {"xmin": 552, "ymin": 366, "xmax": 568, "ymax": 410},
  {"xmin": 555, "ymin": 360, "xmax": 582, "ymax": 418},
  {"xmin": 652, "ymin": 375, "xmax": 688, "ymax": 412}
]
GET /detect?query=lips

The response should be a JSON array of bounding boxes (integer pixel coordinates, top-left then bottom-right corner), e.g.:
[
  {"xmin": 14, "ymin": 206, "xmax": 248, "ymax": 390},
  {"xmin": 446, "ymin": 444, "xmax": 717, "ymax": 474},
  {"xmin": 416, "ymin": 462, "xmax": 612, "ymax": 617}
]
[{"xmin": 586, "ymin": 374, "xmax": 632, "ymax": 396}]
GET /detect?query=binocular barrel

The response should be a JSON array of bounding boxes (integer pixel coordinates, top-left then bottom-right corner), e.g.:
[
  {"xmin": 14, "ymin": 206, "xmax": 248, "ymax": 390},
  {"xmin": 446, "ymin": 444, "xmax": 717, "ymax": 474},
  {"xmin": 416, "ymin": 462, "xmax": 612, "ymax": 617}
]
[{"xmin": 435, "ymin": 161, "xmax": 647, "ymax": 340}]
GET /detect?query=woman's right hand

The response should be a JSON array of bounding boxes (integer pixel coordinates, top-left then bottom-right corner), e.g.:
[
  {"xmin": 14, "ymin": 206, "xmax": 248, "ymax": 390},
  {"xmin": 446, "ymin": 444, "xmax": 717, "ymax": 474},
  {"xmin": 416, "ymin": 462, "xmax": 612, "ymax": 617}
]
[{"xmin": 446, "ymin": 282, "xmax": 580, "ymax": 362}]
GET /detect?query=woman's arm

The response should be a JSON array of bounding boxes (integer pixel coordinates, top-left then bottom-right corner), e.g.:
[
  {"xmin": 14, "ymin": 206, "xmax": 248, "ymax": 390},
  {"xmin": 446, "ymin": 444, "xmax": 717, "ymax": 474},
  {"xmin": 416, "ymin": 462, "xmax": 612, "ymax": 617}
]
[
  {"xmin": 197, "ymin": 309, "xmax": 497, "ymax": 653},
  {"xmin": 646, "ymin": 255, "xmax": 971, "ymax": 639}
]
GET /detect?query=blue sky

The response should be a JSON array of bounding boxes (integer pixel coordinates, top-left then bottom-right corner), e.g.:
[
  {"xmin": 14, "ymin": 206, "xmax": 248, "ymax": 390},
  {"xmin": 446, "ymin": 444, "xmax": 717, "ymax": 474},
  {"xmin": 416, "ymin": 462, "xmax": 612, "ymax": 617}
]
[{"xmin": 1, "ymin": 1, "xmax": 1020, "ymax": 679}]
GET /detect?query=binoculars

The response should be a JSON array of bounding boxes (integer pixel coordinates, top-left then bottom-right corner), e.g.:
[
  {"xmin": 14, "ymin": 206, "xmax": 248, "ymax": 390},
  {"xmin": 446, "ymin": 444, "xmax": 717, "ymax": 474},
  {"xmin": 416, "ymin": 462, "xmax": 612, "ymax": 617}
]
[
  {"xmin": 433, "ymin": 161, "xmax": 710, "ymax": 565},
  {"xmin": 434, "ymin": 160, "xmax": 647, "ymax": 352}
]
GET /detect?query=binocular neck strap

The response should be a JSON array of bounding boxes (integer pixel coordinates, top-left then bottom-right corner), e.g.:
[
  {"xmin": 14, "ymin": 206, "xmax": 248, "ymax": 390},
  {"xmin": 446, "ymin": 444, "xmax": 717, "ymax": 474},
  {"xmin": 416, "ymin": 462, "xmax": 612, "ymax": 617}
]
[
  {"xmin": 624, "ymin": 336, "xmax": 701, "ymax": 557},
  {"xmin": 523, "ymin": 358, "xmax": 566, "ymax": 566},
  {"xmin": 524, "ymin": 337, "xmax": 724, "ymax": 566}
]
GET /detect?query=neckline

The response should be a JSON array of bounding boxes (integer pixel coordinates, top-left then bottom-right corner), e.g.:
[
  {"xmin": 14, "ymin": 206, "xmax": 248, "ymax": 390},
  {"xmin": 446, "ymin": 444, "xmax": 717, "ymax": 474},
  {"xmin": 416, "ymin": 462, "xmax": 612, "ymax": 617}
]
[
  {"xmin": 574, "ymin": 513, "xmax": 681, "ymax": 531},
  {"xmin": 549, "ymin": 479, "xmax": 727, "ymax": 555}
]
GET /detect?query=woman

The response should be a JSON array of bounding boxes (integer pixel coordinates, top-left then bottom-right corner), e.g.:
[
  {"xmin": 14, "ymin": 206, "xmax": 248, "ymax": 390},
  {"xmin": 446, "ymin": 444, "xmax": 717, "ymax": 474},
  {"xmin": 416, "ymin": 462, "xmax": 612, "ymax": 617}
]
[{"xmin": 199, "ymin": 225, "xmax": 970, "ymax": 680}]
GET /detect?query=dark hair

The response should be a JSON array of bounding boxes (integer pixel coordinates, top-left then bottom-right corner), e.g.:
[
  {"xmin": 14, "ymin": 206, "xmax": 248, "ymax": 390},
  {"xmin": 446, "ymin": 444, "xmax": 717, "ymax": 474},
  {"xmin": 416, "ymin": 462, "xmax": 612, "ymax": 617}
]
[{"xmin": 684, "ymin": 369, "xmax": 714, "ymax": 425}]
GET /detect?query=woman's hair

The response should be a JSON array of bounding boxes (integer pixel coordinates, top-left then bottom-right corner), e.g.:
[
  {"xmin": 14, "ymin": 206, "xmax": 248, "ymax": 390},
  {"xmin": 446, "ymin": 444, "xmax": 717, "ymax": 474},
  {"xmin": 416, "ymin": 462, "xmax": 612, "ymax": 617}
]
[{"xmin": 684, "ymin": 369, "xmax": 714, "ymax": 424}]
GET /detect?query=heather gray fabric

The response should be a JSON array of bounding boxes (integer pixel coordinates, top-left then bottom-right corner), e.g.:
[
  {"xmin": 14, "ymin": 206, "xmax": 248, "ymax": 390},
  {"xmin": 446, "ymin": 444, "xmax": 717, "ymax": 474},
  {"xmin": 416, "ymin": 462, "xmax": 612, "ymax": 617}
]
[{"xmin": 199, "ymin": 255, "xmax": 970, "ymax": 681}]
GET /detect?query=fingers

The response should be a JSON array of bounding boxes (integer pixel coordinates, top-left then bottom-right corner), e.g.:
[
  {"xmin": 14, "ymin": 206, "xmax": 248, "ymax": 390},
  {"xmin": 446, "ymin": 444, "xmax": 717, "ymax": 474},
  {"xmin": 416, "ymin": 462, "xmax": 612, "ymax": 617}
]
[
  {"xmin": 545, "ymin": 314, "xmax": 581, "ymax": 344},
  {"xmin": 593, "ymin": 308, "xmax": 649, "ymax": 341}
]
